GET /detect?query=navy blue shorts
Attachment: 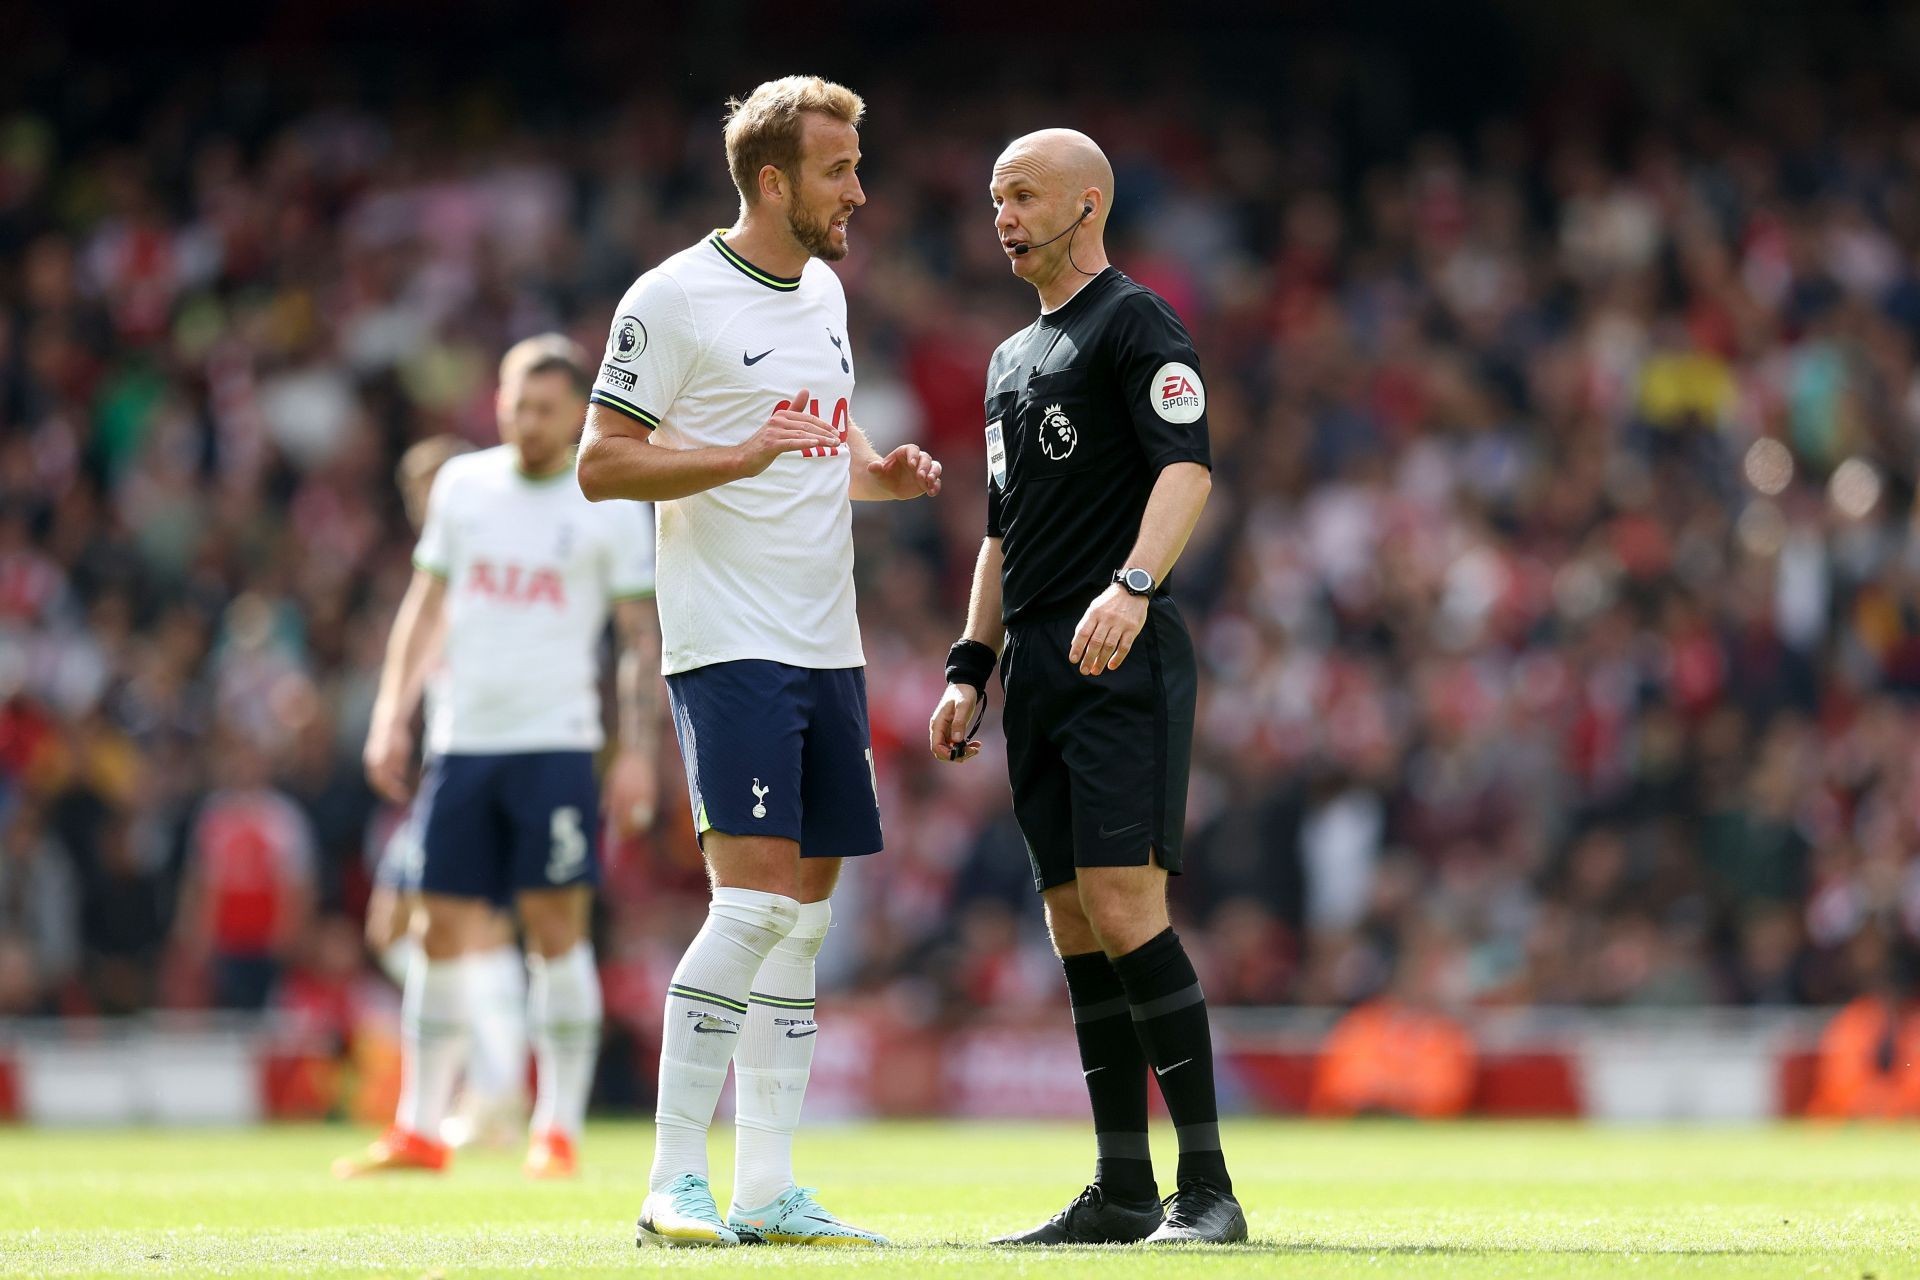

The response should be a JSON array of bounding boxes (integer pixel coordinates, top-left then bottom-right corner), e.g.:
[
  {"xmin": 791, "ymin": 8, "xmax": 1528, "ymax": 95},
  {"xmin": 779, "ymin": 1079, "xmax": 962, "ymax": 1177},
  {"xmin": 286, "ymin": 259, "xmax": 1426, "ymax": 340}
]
[
  {"xmin": 666, "ymin": 660, "xmax": 883, "ymax": 858},
  {"xmin": 417, "ymin": 751, "xmax": 601, "ymax": 904}
]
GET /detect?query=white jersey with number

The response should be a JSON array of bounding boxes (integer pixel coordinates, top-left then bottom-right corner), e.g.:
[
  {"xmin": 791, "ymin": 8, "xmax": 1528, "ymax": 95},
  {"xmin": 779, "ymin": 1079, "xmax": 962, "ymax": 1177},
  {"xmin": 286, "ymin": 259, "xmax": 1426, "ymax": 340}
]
[
  {"xmin": 588, "ymin": 231, "xmax": 862, "ymax": 676},
  {"xmin": 413, "ymin": 445, "xmax": 654, "ymax": 754}
]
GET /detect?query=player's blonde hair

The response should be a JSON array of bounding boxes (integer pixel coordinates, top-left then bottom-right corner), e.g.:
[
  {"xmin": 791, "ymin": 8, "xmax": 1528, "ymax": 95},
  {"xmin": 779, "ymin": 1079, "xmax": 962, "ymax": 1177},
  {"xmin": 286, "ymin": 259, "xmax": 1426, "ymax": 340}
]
[
  {"xmin": 723, "ymin": 75, "xmax": 865, "ymax": 204},
  {"xmin": 498, "ymin": 332, "xmax": 590, "ymax": 396}
]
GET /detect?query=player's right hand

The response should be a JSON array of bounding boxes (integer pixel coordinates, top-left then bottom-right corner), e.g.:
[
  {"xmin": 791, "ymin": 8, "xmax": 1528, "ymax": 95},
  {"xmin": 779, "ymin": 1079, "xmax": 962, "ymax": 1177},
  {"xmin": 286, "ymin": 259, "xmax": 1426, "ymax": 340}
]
[
  {"xmin": 364, "ymin": 719, "xmax": 415, "ymax": 802},
  {"xmin": 736, "ymin": 385, "xmax": 841, "ymax": 477},
  {"xmin": 929, "ymin": 683, "xmax": 983, "ymax": 764}
]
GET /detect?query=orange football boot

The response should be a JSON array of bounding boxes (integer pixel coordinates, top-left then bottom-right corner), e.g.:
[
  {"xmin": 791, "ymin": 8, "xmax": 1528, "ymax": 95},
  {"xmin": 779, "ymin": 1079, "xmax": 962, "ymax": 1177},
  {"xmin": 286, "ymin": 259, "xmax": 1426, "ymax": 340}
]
[
  {"xmin": 523, "ymin": 1129, "xmax": 578, "ymax": 1179},
  {"xmin": 331, "ymin": 1126, "xmax": 451, "ymax": 1179}
]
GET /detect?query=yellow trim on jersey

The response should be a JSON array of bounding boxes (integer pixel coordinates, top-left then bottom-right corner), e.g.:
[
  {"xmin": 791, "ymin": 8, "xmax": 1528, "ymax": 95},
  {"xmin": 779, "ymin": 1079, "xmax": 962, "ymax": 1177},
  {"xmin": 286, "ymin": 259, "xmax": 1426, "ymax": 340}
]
[
  {"xmin": 709, "ymin": 230, "xmax": 802, "ymax": 292},
  {"xmin": 590, "ymin": 389, "xmax": 661, "ymax": 429},
  {"xmin": 411, "ymin": 556, "xmax": 449, "ymax": 580}
]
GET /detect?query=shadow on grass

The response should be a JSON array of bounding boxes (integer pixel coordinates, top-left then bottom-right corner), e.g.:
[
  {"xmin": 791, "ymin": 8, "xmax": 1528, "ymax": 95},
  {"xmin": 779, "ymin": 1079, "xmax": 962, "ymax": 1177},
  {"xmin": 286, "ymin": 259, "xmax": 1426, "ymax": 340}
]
[{"xmin": 919, "ymin": 1239, "xmax": 1803, "ymax": 1258}]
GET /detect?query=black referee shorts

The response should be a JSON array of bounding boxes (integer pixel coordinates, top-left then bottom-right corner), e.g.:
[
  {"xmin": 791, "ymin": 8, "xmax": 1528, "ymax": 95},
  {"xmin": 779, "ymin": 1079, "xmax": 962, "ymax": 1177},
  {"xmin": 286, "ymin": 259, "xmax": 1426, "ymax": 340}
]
[{"xmin": 1000, "ymin": 595, "xmax": 1197, "ymax": 893}]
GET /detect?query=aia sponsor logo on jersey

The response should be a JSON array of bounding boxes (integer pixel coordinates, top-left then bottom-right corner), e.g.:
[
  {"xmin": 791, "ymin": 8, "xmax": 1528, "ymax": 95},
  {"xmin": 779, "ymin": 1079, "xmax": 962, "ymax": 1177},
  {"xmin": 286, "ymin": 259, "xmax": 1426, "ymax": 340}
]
[
  {"xmin": 772, "ymin": 395, "xmax": 852, "ymax": 458},
  {"xmin": 1150, "ymin": 361, "xmax": 1206, "ymax": 423},
  {"xmin": 465, "ymin": 560, "xmax": 566, "ymax": 608}
]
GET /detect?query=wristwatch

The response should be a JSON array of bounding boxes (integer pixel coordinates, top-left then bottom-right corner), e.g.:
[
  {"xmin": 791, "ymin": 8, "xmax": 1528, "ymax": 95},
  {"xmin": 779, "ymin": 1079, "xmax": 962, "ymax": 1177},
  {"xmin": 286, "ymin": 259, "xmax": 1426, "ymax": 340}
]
[{"xmin": 1113, "ymin": 567, "xmax": 1154, "ymax": 597}]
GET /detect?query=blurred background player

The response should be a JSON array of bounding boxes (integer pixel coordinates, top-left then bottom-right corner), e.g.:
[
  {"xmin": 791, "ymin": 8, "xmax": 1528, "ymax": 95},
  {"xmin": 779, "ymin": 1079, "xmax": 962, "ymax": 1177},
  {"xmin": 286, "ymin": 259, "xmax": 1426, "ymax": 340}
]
[
  {"xmin": 578, "ymin": 75, "xmax": 941, "ymax": 1247},
  {"xmin": 335, "ymin": 334, "xmax": 662, "ymax": 1180},
  {"xmin": 363, "ymin": 433, "xmax": 532, "ymax": 1152}
]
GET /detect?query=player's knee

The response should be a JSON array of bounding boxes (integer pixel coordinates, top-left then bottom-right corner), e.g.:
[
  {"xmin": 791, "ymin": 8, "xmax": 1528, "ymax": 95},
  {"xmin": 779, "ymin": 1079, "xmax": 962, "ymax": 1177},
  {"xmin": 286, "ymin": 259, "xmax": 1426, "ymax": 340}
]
[
  {"xmin": 775, "ymin": 899, "xmax": 831, "ymax": 960},
  {"xmin": 478, "ymin": 910, "xmax": 517, "ymax": 951},
  {"xmin": 520, "ymin": 918, "xmax": 580, "ymax": 958},
  {"xmin": 418, "ymin": 909, "xmax": 469, "ymax": 960},
  {"xmin": 708, "ymin": 886, "xmax": 801, "ymax": 954},
  {"xmin": 516, "ymin": 893, "xmax": 586, "ymax": 958},
  {"xmin": 1043, "ymin": 885, "xmax": 1099, "ymax": 955},
  {"xmin": 1078, "ymin": 880, "xmax": 1166, "ymax": 955}
]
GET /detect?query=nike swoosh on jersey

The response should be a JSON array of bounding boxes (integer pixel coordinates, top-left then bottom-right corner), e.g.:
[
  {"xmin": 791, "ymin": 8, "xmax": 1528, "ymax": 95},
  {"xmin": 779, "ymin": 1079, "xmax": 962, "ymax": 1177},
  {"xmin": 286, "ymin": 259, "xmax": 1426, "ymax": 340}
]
[
  {"xmin": 744, "ymin": 349, "xmax": 775, "ymax": 365},
  {"xmin": 1098, "ymin": 821, "xmax": 1147, "ymax": 840},
  {"xmin": 1154, "ymin": 1058, "xmax": 1193, "ymax": 1077}
]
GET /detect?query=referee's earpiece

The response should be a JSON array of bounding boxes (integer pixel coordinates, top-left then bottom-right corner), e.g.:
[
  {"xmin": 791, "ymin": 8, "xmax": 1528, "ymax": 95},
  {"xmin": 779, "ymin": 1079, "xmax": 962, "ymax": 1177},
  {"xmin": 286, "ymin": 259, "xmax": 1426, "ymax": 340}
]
[{"xmin": 1012, "ymin": 204, "xmax": 1094, "ymax": 256}]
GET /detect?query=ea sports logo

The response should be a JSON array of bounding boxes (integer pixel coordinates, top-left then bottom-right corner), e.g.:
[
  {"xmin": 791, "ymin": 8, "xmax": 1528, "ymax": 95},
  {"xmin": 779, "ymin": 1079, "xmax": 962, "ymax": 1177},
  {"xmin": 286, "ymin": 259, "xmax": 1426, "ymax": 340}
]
[
  {"xmin": 1151, "ymin": 361, "xmax": 1205, "ymax": 423},
  {"xmin": 611, "ymin": 316, "xmax": 647, "ymax": 363},
  {"xmin": 1039, "ymin": 404, "xmax": 1077, "ymax": 460}
]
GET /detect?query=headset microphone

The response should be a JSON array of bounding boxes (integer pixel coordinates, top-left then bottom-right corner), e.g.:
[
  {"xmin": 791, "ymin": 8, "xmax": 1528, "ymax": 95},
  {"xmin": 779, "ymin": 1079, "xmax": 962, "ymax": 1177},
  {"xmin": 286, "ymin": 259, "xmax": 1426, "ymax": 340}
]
[{"xmin": 1012, "ymin": 204, "xmax": 1094, "ymax": 256}]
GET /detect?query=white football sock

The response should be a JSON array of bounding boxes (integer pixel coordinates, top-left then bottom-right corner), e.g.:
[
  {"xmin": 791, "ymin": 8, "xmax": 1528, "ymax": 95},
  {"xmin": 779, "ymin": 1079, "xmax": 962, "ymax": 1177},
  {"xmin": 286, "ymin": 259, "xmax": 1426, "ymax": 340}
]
[
  {"xmin": 378, "ymin": 936, "xmax": 420, "ymax": 989},
  {"xmin": 395, "ymin": 958, "xmax": 467, "ymax": 1138},
  {"xmin": 732, "ymin": 897, "xmax": 829, "ymax": 1210},
  {"xmin": 464, "ymin": 943, "xmax": 529, "ymax": 1105},
  {"xmin": 649, "ymin": 887, "xmax": 799, "ymax": 1192},
  {"xmin": 528, "ymin": 942, "xmax": 601, "ymax": 1139}
]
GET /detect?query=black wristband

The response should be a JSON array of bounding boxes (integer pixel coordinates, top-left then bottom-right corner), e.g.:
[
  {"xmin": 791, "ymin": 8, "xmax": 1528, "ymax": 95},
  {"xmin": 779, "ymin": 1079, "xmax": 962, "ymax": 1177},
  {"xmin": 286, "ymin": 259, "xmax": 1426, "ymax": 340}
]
[{"xmin": 945, "ymin": 638, "xmax": 997, "ymax": 692}]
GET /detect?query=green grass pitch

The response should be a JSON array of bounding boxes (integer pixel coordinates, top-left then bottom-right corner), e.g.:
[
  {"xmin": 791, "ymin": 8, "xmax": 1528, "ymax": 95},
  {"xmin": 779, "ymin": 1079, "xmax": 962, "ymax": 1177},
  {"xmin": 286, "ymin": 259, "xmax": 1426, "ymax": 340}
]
[{"xmin": 1, "ymin": 1120, "xmax": 1915, "ymax": 1277}]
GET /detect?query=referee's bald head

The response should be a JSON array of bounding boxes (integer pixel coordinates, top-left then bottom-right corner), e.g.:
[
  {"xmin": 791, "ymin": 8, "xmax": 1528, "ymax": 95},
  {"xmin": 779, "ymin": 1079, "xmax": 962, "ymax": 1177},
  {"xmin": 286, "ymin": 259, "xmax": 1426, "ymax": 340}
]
[{"xmin": 994, "ymin": 129, "xmax": 1115, "ymax": 224}]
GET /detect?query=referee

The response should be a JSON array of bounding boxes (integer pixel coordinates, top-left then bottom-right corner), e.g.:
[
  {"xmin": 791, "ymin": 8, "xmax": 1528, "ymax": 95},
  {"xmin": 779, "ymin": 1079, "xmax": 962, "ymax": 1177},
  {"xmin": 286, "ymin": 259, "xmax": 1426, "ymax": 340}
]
[{"xmin": 929, "ymin": 129, "xmax": 1245, "ymax": 1246}]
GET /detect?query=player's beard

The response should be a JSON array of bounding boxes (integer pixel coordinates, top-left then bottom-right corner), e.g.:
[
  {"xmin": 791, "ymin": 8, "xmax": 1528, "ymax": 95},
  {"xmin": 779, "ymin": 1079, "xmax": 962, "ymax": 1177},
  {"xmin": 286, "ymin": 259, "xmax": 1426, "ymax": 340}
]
[
  {"xmin": 788, "ymin": 202, "xmax": 847, "ymax": 262},
  {"xmin": 512, "ymin": 432, "xmax": 567, "ymax": 476}
]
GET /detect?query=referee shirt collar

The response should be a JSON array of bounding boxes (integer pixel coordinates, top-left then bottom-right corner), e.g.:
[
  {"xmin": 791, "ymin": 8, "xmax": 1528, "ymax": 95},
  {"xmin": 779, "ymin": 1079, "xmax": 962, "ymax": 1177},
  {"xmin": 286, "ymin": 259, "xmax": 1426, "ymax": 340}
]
[{"xmin": 1038, "ymin": 266, "xmax": 1118, "ymax": 322}]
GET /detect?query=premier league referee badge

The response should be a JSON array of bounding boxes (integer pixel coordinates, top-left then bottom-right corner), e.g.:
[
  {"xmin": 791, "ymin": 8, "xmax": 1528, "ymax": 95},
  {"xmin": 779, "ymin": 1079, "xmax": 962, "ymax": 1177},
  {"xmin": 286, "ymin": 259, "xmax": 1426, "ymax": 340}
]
[{"xmin": 1039, "ymin": 404, "xmax": 1077, "ymax": 460}]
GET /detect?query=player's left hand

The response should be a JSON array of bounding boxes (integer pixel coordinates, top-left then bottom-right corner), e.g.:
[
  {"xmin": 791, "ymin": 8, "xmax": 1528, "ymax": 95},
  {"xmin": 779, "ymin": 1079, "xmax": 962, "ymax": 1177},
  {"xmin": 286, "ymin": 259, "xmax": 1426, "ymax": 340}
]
[
  {"xmin": 929, "ymin": 682, "xmax": 984, "ymax": 763},
  {"xmin": 867, "ymin": 444, "xmax": 942, "ymax": 499},
  {"xmin": 603, "ymin": 748, "xmax": 658, "ymax": 838},
  {"xmin": 1069, "ymin": 585, "xmax": 1149, "ymax": 676}
]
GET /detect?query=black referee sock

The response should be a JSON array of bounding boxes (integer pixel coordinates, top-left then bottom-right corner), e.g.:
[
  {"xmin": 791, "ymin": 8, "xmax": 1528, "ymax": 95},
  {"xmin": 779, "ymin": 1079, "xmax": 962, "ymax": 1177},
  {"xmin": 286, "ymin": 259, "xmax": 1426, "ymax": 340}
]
[
  {"xmin": 1061, "ymin": 950, "xmax": 1157, "ymax": 1204},
  {"xmin": 1111, "ymin": 927, "xmax": 1232, "ymax": 1194}
]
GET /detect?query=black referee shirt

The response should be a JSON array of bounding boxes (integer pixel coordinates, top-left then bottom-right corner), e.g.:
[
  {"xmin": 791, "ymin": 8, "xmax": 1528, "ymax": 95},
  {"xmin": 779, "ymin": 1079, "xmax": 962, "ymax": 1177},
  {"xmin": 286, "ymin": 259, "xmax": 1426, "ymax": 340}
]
[{"xmin": 983, "ymin": 267, "xmax": 1212, "ymax": 626}]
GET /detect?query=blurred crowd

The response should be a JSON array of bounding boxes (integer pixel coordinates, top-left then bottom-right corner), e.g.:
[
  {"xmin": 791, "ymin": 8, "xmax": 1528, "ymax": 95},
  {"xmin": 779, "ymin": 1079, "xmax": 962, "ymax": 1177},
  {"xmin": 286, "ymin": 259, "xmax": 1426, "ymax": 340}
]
[{"xmin": 5, "ymin": 31, "xmax": 1920, "ymax": 1055}]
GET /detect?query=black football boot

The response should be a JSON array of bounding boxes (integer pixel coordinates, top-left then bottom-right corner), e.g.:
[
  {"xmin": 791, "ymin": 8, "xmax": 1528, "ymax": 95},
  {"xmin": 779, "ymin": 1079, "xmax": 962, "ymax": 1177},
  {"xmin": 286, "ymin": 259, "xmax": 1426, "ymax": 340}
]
[{"xmin": 991, "ymin": 1183, "xmax": 1163, "ymax": 1245}]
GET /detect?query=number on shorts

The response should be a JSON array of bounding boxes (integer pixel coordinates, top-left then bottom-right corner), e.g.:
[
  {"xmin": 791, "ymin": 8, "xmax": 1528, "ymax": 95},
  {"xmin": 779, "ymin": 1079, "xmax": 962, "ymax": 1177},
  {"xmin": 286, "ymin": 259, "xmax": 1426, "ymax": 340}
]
[{"xmin": 546, "ymin": 806, "xmax": 587, "ymax": 883}]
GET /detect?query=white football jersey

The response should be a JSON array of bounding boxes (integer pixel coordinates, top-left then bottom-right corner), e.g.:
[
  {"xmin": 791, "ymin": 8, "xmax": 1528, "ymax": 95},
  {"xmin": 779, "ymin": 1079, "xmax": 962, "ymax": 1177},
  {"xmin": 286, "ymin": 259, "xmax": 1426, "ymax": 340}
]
[
  {"xmin": 413, "ymin": 445, "xmax": 654, "ymax": 754},
  {"xmin": 589, "ymin": 231, "xmax": 862, "ymax": 675}
]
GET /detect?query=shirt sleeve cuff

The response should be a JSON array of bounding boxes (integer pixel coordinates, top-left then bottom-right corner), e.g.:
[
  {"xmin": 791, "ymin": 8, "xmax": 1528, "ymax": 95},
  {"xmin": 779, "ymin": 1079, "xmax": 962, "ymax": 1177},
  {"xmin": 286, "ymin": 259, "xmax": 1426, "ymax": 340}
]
[
  {"xmin": 1143, "ymin": 449, "xmax": 1212, "ymax": 473},
  {"xmin": 589, "ymin": 390, "xmax": 661, "ymax": 429}
]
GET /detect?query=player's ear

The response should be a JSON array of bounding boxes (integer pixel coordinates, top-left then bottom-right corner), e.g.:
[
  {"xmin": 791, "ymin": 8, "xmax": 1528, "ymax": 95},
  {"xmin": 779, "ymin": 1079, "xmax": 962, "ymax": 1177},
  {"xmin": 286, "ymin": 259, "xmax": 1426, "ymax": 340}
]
[{"xmin": 759, "ymin": 163, "xmax": 786, "ymax": 206}]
